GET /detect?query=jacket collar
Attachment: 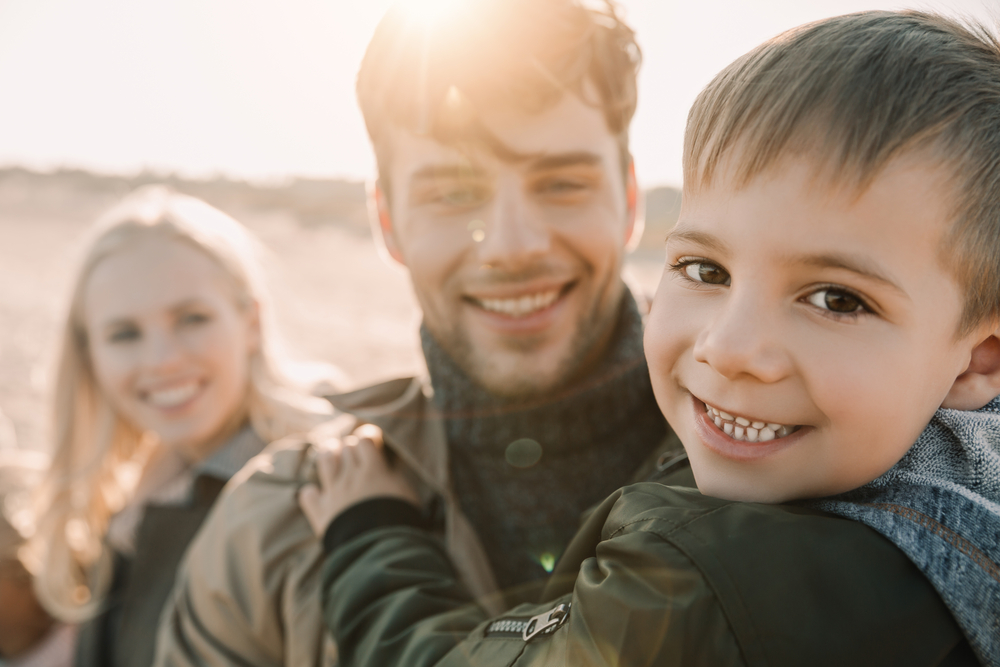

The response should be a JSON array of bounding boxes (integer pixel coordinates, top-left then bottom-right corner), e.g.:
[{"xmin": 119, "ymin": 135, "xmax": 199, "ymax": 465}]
[
  {"xmin": 195, "ymin": 424, "xmax": 266, "ymax": 483},
  {"xmin": 326, "ymin": 378, "xmax": 450, "ymax": 495}
]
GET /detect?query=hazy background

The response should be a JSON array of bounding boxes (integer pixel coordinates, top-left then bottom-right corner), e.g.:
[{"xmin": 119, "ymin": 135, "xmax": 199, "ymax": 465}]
[
  {"xmin": 0, "ymin": 0, "xmax": 995, "ymax": 186},
  {"xmin": 0, "ymin": 0, "xmax": 996, "ymax": 452}
]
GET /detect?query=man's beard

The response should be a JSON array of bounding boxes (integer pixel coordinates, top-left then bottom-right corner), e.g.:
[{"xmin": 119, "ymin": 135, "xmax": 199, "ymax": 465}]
[{"xmin": 431, "ymin": 282, "xmax": 623, "ymax": 401}]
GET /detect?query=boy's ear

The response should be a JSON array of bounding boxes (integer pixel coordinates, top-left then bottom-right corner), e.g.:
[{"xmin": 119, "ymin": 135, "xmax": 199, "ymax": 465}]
[
  {"xmin": 370, "ymin": 182, "xmax": 405, "ymax": 266},
  {"xmin": 942, "ymin": 325, "xmax": 1000, "ymax": 411}
]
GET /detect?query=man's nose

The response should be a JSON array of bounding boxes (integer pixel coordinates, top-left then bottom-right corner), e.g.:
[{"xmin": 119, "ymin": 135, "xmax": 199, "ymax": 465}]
[
  {"xmin": 475, "ymin": 181, "xmax": 550, "ymax": 267},
  {"xmin": 692, "ymin": 289, "xmax": 792, "ymax": 384}
]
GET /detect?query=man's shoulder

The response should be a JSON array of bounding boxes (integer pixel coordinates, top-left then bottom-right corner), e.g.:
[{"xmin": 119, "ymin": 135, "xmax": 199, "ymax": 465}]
[
  {"xmin": 214, "ymin": 375, "xmax": 432, "ymax": 514},
  {"xmin": 324, "ymin": 375, "xmax": 429, "ymax": 417}
]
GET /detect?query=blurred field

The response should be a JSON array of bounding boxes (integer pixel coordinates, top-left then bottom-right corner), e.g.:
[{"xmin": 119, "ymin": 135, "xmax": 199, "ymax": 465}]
[{"xmin": 0, "ymin": 168, "xmax": 676, "ymax": 452}]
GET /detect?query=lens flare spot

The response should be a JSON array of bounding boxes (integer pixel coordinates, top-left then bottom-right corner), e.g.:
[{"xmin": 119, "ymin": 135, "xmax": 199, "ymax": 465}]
[
  {"xmin": 506, "ymin": 438, "xmax": 542, "ymax": 468},
  {"xmin": 539, "ymin": 552, "xmax": 556, "ymax": 573}
]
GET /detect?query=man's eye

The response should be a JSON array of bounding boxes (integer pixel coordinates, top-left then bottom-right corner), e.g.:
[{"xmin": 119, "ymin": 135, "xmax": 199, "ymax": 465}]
[
  {"xmin": 805, "ymin": 288, "xmax": 867, "ymax": 314},
  {"xmin": 540, "ymin": 179, "xmax": 586, "ymax": 193},
  {"xmin": 440, "ymin": 187, "xmax": 487, "ymax": 207},
  {"xmin": 681, "ymin": 261, "xmax": 731, "ymax": 285}
]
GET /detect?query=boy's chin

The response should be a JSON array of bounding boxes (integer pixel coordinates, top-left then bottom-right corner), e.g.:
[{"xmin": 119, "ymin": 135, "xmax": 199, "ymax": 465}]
[{"xmin": 691, "ymin": 468, "xmax": 810, "ymax": 504}]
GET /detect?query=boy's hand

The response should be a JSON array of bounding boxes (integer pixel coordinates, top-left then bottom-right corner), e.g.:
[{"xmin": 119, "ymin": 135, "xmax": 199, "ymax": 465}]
[{"xmin": 298, "ymin": 424, "xmax": 420, "ymax": 538}]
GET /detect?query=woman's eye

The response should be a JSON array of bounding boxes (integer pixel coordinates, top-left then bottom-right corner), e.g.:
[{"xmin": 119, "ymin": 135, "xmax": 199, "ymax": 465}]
[
  {"xmin": 108, "ymin": 327, "xmax": 140, "ymax": 343},
  {"xmin": 805, "ymin": 288, "xmax": 867, "ymax": 314},
  {"xmin": 179, "ymin": 312, "xmax": 210, "ymax": 326},
  {"xmin": 682, "ymin": 261, "xmax": 731, "ymax": 285}
]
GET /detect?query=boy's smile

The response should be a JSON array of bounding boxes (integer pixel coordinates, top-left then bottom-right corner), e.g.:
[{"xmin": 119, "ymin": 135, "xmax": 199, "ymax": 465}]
[{"xmin": 645, "ymin": 155, "xmax": 985, "ymax": 503}]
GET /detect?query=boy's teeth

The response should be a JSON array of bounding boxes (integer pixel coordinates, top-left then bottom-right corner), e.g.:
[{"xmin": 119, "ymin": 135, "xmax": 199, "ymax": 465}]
[
  {"xmin": 478, "ymin": 290, "xmax": 560, "ymax": 318},
  {"xmin": 704, "ymin": 403, "xmax": 798, "ymax": 443}
]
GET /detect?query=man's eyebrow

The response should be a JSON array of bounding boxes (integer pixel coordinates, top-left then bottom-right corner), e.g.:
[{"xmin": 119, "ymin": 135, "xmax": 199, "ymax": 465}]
[
  {"xmin": 798, "ymin": 253, "xmax": 906, "ymax": 294},
  {"xmin": 409, "ymin": 164, "xmax": 489, "ymax": 182},
  {"xmin": 526, "ymin": 152, "xmax": 603, "ymax": 171}
]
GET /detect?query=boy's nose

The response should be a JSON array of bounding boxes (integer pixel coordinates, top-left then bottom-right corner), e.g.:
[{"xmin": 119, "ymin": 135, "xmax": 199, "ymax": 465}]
[
  {"xmin": 475, "ymin": 183, "xmax": 551, "ymax": 269},
  {"xmin": 693, "ymin": 290, "xmax": 792, "ymax": 383}
]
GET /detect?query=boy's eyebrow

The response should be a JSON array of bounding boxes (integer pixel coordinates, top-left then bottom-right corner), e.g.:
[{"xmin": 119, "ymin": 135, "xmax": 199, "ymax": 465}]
[
  {"xmin": 798, "ymin": 253, "xmax": 907, "ymax": 295},
  {"xmin": 666, "ymin": 228, "xmax": 907, "ymax": 295},
  {"xmin": 664, "ymin": 228, "xmax": 729, "ymax": 254}
]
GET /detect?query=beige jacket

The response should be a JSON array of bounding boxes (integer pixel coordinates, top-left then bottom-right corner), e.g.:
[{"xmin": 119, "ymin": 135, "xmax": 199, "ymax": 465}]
[{"xmin": 154, "ymin": 376, "xmax": 679, "ymax": 667}]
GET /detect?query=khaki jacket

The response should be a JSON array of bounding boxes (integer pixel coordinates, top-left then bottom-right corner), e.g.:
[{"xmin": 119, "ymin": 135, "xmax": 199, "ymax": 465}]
[{"xmin": 155, "ymin": 376, "xmax": 679, "ymax": 667}]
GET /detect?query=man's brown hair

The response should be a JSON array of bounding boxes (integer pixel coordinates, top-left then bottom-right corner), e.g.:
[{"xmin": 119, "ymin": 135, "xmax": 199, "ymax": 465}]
[
  {"xmin": 684, "ymin": 11, "xmax": 1000, "ymax": 335},
  {"xmin": 356, "ymin": 0, "xmax": 641, "ymax": 197}
]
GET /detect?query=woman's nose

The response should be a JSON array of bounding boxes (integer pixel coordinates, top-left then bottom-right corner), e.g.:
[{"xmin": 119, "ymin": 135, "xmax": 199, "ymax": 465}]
[{"xmin": 142, "ymin": 328, "xmax": 185, "ymax": 371}]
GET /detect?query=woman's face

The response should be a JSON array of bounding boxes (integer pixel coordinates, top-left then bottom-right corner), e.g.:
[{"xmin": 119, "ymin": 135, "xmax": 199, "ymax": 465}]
[{"xmin": 83, "ymin": 237, "xmax": 259, "ymax": 460}]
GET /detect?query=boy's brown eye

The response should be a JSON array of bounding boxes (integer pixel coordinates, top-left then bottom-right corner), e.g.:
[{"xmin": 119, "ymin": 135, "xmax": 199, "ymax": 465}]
[
  {"xmin": 824, "ymin": 291, "xmax": 861, "ymax": 312},
  {"xmin": 683, "ymin": 262, "xmax": 730, "ymax": 285},
  {"xmin": 806, "ymin": 288, "xmax": 865, "ymax": 314}
]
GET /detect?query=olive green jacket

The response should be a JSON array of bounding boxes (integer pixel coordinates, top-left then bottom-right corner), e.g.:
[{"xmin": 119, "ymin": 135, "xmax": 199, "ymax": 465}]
[
  {"xmin": 321, "ymin": 482, "xmax": 974, "ymax": 667},
  {"xmin": 154, "ymin": 377, "xmax": 679, "ymax": 667}
]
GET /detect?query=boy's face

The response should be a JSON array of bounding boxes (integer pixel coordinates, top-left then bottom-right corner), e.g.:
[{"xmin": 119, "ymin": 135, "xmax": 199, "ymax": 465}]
[
  {"xmin": 380, "ymin": 92, "xmax": 633, "ymax": 397},
  {"xmin": 645, "ymin": 156, "xmax": 980, "ymax": 503}
]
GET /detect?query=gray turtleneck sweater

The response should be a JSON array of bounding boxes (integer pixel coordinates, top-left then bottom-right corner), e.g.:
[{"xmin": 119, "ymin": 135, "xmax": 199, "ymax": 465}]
[{"xmin": 422, "ymin": 292, "xmax": 667, "ymax": 593}]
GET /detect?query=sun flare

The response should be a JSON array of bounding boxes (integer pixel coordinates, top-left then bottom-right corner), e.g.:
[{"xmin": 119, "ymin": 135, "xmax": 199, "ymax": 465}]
[{"xmin": 396, "ymin": 0, "xmax": 467, "ymax": 28}]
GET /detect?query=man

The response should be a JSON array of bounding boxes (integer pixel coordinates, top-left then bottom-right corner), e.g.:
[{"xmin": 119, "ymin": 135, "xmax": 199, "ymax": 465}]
[{"xmin": 155, "ymin": 1, "xmax": 685, "ymax": 664}]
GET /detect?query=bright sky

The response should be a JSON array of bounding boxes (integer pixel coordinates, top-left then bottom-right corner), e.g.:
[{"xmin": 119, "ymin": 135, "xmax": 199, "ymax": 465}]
[{"xmin": 0, "ymin": 0, "xmax": 994, "ymax": 188}]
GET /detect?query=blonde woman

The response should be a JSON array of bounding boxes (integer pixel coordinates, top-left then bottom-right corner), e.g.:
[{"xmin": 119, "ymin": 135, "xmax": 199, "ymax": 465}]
[{"xmin": 27, "ymin": 186, "xmax": 337, "ymax": 667}]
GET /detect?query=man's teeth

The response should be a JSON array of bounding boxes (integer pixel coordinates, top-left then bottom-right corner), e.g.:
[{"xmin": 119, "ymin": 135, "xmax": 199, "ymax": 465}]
[
  {"xmin": 704, "ymin": 404, "xmax": 797, "ymax": 442},
  {"xmin": 146, "ymin": 382, "xmax": 200, "ymax": 408},
  {"xmin": 478, "ymin": 290, "xmax": 559, "ymax": 317}
]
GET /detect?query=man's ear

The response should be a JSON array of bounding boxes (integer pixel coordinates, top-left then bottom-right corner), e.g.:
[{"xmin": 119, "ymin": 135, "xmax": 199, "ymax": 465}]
[
  {"xmin": 942, "ymin": 324, "xmax": 1000, "ymax": 410},
  {"xmin": 370, "ymin": 182, "xmax": 405, "ymax": 266},
  {"xmin": 623, "ymin": 160, "xmax": 645, "ymax": 252}
]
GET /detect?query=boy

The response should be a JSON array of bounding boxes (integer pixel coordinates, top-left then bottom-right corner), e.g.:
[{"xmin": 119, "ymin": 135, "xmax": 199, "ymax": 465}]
[{"xmin": 299, "ymin": 11, "xmax": 1000, "ymax": 666}]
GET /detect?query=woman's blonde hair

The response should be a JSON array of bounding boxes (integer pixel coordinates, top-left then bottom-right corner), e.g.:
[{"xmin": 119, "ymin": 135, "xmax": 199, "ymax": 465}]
[{"xmin": 29, "ymin": 185, "xmax": 335, "ymax": 621}]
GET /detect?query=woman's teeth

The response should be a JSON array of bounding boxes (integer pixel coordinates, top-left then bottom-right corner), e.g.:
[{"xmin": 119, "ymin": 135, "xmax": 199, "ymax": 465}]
[
  {"xmin": 477, "ymin": 290, "xmax": 560, "ymax": 317},
  {"xmin": 704, "ymin": 403, "xmax": 798, "ymax": 442},
  {"xmin": 146, "ymin": 382, "xmax": 200, "ymax": 408}
]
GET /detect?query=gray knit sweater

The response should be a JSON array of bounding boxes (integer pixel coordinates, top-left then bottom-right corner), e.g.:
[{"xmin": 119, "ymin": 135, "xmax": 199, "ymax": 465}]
[
  {"xmin": 422, "ymin": 292, "xmax": 667, "ymax": 594},
  {"xmin": 812, "ymin": 396, "xmax": 1000, "ymax": 666}
]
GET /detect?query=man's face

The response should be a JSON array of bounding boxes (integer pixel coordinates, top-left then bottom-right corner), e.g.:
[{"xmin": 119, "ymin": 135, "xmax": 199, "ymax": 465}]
[
  {"xmin": 645, "ymin": 155, "xmax": 984, "ymax": 503},
  {"xmin": 381, "ymin": 92, "xmax": 634, "ymax": 397}
]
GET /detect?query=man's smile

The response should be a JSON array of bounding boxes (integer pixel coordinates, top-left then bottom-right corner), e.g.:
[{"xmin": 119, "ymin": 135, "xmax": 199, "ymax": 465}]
[{"xmin": 463, "ymin": 281, "xmax": 576, "ymax": 320}]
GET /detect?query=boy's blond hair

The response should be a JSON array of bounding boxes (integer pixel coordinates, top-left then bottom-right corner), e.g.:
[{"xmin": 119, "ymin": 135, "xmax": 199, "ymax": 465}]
[
  {"xmin": 684, "ymin": 11, "xmax": 1000, "ymax": 336},
  {"xmin": 357, "ymin": 0, "xmax": 641, "ymax": 197}
]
